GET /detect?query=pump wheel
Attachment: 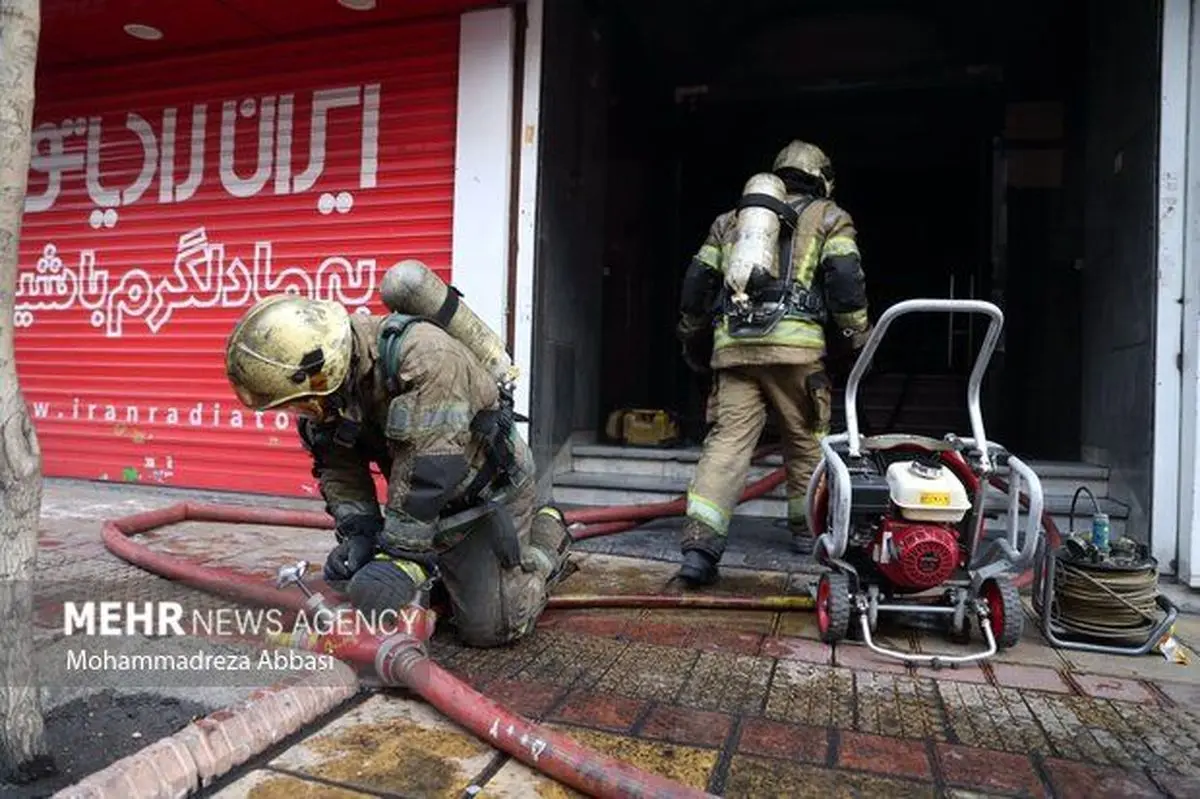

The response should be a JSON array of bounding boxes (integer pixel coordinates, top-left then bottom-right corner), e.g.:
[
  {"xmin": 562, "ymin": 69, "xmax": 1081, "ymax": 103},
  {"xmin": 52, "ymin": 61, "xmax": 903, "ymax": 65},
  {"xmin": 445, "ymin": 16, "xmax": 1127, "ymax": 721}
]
[
  {"xmin": 981, "ymin": 576, "xmax": 1023, "ymax": 650},
  {"xmin": 816, "ymin": 571, "xmax": 852, "ymax": 643}
]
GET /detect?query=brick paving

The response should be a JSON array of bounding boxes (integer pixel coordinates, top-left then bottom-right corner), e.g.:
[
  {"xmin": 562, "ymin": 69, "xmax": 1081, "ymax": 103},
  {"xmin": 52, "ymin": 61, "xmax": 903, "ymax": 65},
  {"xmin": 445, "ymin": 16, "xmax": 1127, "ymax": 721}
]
[
  {"xmin": 422, "ymin": 608, "xmax": 1199, "ymax": 797},
  {"xmin": 25, "ymin": 480, "xmax": 1200, "ymax": 797}
]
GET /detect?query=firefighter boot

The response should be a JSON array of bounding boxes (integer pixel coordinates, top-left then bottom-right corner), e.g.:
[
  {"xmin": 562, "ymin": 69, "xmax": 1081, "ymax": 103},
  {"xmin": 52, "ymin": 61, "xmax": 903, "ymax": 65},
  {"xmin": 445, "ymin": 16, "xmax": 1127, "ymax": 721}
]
[
  {"xmin": 679, "ymin": 518, "xmax": 726, "ymax": 586},
  {"xmin": 790, "ymin": 518, "xmax": 815, "ymax": 555},
  {"xmin": 529, "ymin": 506, "xmax": 574, "ymax": 588}
]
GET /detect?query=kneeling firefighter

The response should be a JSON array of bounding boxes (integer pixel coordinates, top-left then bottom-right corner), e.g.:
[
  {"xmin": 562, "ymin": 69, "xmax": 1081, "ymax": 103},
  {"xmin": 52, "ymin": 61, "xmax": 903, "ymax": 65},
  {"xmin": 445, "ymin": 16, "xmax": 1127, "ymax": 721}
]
[
  {"xmin": 224, "ymin": 260, "xmax": 572, "ymax": 647},
  {"xmin": 675, "ymin": 140, "xmax": 872, "ymax": 585}
]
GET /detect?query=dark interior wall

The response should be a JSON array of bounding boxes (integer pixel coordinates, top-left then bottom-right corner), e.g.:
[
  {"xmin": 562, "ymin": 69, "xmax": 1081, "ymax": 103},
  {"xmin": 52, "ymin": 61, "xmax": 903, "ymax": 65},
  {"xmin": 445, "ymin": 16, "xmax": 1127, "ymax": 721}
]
[
  {"xmin": 537, "ymin": 0, "xmax": 1160, "ymax": 488},
  {"xmin": 528, "ymin": 0, "xmax": 609, "ymax": 472},
  {"xmin": 591, "ymin": 0, "xmax": 1092, "ymax": 457},
  {"xmin": 1078, "ymin": 0, "xmax": 1163, "ymax": 540},
  {"xmin": 597, "ymin": 3, "xmax": 1015, "ymax": 443},
  {"xmin": 996, "ymin": 0, "xmax": 1087, "ymax": 460},
  {"xmin": 596, "ymin": 16, "xmax": 676, "ymax": 428}
]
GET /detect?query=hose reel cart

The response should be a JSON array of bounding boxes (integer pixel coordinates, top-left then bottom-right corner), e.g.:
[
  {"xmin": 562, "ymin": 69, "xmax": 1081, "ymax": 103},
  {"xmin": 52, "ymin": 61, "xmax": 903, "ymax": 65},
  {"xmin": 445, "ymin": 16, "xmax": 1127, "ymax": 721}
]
[{"xmin": 1030, "ymin": 487, "xmax": 1180, "ymax": 656}]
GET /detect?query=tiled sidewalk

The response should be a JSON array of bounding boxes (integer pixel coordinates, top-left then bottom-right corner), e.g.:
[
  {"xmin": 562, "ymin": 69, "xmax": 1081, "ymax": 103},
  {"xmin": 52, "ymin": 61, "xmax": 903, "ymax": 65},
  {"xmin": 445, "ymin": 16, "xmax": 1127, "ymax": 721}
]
[
  {"xmin": 31, "ymin": 480, "xmax": 1200, "ymax": 798},
  {"xmin": 208, "ymin": 587, "xmax": 1200, "ymax": 799},
  {"xmin": 436, "ymin": 598, "xmax": 1200, "ymax": 798}
]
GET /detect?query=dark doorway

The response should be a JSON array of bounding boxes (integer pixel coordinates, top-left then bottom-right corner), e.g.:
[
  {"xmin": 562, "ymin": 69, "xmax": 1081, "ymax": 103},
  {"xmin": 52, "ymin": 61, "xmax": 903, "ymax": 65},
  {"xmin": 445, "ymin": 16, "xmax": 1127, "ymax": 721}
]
[{"xmin": 586, "ymin": 0, "xmax": 1084, "ymax": 458}]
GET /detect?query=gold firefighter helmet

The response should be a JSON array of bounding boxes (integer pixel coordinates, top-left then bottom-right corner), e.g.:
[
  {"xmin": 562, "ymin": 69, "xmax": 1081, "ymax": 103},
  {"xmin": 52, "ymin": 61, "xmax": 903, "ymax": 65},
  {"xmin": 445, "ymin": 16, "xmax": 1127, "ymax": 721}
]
[
  {"xmin": 772, "ymin": 140, "xmax": 835, "ymax": 197},
  {"xmin": 224, "ymin": 294, "xmax": 353, "ymax": 414}
]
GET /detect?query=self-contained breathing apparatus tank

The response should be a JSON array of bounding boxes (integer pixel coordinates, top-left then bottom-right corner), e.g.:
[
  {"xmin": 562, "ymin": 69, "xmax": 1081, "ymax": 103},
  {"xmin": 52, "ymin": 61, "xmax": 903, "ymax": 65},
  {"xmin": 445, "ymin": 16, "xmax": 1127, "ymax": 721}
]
[
  {"xmin": 725, "ymin": 172, "xmax": 788, "ymax": 312},
  {"xmin": 723, "ymin": 172, "xmax": 810, "ymax": 338},
  {"xmin": 378, "ymin": 259, "xmax": 525, "ymax": 561},
  {"xmin": 380, "ymin": 259, "xmax": 520, "ymax": 392}
]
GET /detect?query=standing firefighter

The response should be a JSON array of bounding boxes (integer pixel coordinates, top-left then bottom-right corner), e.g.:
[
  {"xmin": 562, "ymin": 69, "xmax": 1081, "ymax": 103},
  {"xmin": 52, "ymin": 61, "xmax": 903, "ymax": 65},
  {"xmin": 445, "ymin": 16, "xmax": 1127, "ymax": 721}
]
[
  {"xmin": 676, "ymin": 140, "xmax": 871, "ymax": 585},
  {"xmin": 224, "ymin": 262, "xmax": 572, "ymax": 647}
]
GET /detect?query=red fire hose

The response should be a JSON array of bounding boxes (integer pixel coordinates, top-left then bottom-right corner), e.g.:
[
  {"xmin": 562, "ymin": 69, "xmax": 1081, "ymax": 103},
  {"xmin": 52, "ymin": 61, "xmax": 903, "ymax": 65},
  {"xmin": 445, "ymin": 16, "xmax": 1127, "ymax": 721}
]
[
  {"xmin": 563, "ymin": 448, "xmax": 787, "ymax": 538},
  {"xmin": 988, "ymin": 474, "xmax": 1063, "ymax": 589},
  {"xmin": 559, "ymin": 458, "xmax": 1063, "ymax": 579},
  {"xmin": 95, "ymin": 447, "xmax": 1057, "ymax": 797},
  {"xmin": 548, "ymin": 594, "xmax": 813, "ymax": 610},
  {"xmin": 101, "ymin": 503, "xmax": 714, "ymax": 799}
]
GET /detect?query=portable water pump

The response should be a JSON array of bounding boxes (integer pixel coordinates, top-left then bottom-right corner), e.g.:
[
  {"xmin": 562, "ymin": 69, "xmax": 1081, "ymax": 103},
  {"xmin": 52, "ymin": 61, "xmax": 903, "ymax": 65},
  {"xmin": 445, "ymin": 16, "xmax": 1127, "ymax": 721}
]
[{"xmin": 805, "ymin": 299, "xmax": 1046, "ymax": 667}]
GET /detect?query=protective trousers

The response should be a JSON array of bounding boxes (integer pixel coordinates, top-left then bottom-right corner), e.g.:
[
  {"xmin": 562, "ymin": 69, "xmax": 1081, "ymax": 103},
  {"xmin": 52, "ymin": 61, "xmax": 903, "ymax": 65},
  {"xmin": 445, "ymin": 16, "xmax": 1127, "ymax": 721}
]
[
  {"xmin": 438, "ymin": 477, "xmax": 571, "ymax": 647},
  {"xmin": 348, "ymin": 472, "xmax": 572, "ymax": 648},
  {"xmin": 683, "ymin": 362, "xmax": 831, "ymax": 557}
]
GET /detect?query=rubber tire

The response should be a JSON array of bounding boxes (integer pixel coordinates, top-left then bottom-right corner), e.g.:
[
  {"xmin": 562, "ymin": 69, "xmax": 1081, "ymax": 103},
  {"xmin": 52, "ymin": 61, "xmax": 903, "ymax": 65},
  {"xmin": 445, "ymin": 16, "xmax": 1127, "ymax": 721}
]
[
  {"xmin": 816, "ymin": 571, "xmax": 852, "ymax": 643},
  {"xmin": 982, "ymin": 576, "xmax": 1023, "ymax": 650}
]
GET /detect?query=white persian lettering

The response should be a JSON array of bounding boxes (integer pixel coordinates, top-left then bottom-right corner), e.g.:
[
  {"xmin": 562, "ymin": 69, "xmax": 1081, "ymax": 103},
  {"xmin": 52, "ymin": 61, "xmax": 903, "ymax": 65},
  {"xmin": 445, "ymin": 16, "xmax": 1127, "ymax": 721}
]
[
  {"xmin": 291, "ymin": 86, "xmax": 360, "ymax": 194},
  {"xmin": 159, "ymin": 105, "xmax": 207, "ymax": 204},
  {"xmin": 23, "ymin": 83, "xmax": 382, "ymax": 215},
  {"xmin": 13, "ymin": 229, "xmax": 378, "ymax": 337},
  {"xmin": 220, "ymin": 97, "xmax": 276, "ymax": 198},
  {"xmin": 26, "ymin": 121, "xmax": 85, "ymax": 213}
]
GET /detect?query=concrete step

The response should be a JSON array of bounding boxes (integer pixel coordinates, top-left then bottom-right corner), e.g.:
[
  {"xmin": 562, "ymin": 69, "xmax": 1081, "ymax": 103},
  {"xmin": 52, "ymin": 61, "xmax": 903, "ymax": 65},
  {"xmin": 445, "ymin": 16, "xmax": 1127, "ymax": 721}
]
[
  {"xmin": 830, "ymin": 374, "xmax": 969, "ymax": 400},
  {"xmin": 828, "ymin": 405, "xmax": 972, "ymax": 420},
  {"xmin": 569, "ymin": 444, "xmax": 1111, "ymax": 499},
  {"xmin": 831, "ymin": 386, "xmax": 968, "ymax": 403},
  {"xmin": 827, "ymin": 413, "xmax": 972, "ymax": 437},
  {"xmin": 550, "ymin": 468, "xmax": 1128, "ymax": 538},
  {"xmin": 831, "ymin": 372, "xmax": 968, "ymax": 389},
  {"xmin": 827, "ymin": 373, "xmax": 971, "ymax": 435}
]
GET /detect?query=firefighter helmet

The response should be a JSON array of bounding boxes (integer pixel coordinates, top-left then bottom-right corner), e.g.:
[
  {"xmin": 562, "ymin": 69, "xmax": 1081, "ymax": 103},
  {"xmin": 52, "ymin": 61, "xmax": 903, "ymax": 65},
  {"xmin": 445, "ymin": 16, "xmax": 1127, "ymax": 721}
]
[
  {"xmin": 225, "ymin": 295, "xmax": 354, "ymax": 412},
  {"xmin": 773, "ymin": 140, "xmax": 835, "ymax": 197}
]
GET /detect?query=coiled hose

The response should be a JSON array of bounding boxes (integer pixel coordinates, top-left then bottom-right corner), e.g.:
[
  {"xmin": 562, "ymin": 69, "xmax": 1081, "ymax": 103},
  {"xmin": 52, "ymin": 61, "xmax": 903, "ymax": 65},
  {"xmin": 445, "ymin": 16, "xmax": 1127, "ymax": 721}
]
[
  {"xmin": 1052, "ymin": 560, "xmax": 1162, "ymax": 641},
  {"xmin": 1046, "ymin": 486, "xmax": 1161, "ymax": 642}
]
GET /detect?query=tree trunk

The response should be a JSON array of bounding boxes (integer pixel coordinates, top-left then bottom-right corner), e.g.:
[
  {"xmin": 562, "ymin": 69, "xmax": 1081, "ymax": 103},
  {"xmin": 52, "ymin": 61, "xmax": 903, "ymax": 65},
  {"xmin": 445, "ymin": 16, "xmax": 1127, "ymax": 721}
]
[{"xmin": 0, "ymin": 0, "xmax": 54, "ymax": 784}]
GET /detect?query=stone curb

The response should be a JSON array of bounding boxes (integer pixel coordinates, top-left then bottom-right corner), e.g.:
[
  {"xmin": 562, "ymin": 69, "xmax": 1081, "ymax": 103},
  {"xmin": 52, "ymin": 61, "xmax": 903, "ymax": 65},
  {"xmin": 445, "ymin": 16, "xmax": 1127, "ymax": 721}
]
[{"xmin": 51, "ymin": 660, "xmax": 360, "ymax": 798}]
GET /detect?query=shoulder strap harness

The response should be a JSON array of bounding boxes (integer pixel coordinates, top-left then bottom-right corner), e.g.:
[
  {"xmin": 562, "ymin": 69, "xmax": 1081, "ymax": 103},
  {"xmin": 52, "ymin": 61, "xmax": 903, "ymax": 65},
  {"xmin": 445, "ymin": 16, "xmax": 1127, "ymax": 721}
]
[
  {"xmin": 375, "ymin": 285, "xmax": 523, "ymax": 511},
  {"xmin": 724, "ymin": 195, "xmax": 829, "ymax": 338}
]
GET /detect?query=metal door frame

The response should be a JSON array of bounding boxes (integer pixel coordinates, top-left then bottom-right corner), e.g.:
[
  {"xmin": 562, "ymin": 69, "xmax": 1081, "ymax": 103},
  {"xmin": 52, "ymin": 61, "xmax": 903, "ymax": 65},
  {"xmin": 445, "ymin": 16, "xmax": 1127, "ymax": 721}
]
[{"xmin": 1156, "ymin": 0, "xmax": 1192, "ymax": 581}]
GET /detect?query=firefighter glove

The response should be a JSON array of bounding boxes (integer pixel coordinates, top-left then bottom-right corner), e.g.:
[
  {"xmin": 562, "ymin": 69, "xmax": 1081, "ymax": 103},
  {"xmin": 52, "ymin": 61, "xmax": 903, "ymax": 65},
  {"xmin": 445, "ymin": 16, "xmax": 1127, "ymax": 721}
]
[
  {"xmin": 678, "ymin": 323, "xmax": 713, "ymax": 375},
  {"xmin": 324, "ymin": 534, "xmax": 377, "ymax": 583},
  {"xmin": 848, "ymin": 325, "xmax": 872, "ymax": 352},
  {"xmin": 682, "ymin": 344, "xmax": 708, "ymax": 374},
  {"xmin": 334, "ymin": 513, "xmax": 384, "ymax": 542}
]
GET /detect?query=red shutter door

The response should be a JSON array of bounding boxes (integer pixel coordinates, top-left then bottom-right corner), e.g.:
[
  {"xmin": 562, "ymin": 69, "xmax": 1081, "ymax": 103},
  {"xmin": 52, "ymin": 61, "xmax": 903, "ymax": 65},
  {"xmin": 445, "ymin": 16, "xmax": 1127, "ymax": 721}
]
[{"xmin": 14, "ymin": 17, "xmax": 460, "ymax": 497}]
